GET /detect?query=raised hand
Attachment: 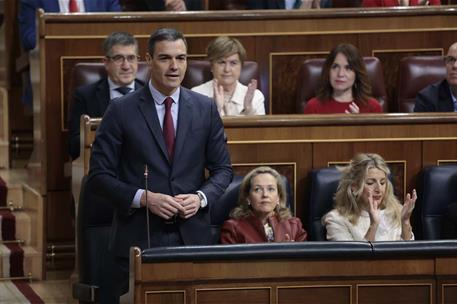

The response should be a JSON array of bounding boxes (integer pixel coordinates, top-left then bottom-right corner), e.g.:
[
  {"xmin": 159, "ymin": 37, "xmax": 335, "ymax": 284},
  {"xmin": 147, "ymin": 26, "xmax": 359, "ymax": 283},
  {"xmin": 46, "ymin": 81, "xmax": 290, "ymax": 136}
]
[
  {"xmin": 345, "ymin": 102, "xmax": 360, "ymax": 114},
  {"xmin": 164, "ymin": 0, "xmax": 187, "ymax": 11},
  {"xmin": 213, "ymin": 79, "xmax": 225, "ymax": 115},
  {"xmin": 367, "ymin": 190, "xmax": 381, "ymax": 225},
  {"xmin": 401, "ymin": 189, "xmax": 417, "ymax": 223},
  {"xmin": 242, "ymin": 79, "xmax": 257, "ymax": 115}
]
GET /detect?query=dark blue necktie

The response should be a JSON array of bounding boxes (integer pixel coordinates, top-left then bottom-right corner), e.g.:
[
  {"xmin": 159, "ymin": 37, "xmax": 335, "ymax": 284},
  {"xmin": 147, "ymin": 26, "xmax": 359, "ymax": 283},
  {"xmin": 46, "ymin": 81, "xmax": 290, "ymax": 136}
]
[{"xmin": 115, "ymin": 86, "xmax": 132, "ymax": 95}]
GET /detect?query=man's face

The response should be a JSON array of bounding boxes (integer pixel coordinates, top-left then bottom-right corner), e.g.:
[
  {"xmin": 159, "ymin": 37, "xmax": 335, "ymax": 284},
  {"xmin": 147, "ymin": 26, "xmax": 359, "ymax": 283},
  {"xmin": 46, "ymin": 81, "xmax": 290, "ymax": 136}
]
[
  {"xmin": 446, "ymin": 45, "xmax": 457, "ymax": 87},
  {"xmin": 147, "ymin": 39, "xmax": 187, "ymax": 96},
  {"xmin": 103, "ymin": 44, "xmax": 138, "ymax": 86}
]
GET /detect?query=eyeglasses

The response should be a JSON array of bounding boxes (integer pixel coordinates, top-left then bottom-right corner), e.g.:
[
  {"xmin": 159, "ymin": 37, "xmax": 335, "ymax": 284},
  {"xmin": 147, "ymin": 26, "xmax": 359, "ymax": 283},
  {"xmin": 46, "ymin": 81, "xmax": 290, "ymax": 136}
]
[
  {"xmin": 444, "ymin": 56, "xmax": 457, "ymax": 66},
  {"xmin": 106, "ymin": 54, "xmax": 140, "ymax": 64}
]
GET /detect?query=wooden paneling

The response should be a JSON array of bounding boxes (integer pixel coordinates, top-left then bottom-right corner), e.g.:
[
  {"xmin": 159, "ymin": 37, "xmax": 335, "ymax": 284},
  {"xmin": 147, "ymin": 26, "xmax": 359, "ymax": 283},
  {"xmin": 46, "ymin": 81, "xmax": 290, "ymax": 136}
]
[
  {"xmin": 277, "ymin": 285, "xmax": 351, "ymax": 304},
  {"xmin": 196, "ymin": 287, "xmax": 270, "ymax": 304},
  {"xmin": 357, "ymin": 283, "xmax": 432, "ymax": 304}
]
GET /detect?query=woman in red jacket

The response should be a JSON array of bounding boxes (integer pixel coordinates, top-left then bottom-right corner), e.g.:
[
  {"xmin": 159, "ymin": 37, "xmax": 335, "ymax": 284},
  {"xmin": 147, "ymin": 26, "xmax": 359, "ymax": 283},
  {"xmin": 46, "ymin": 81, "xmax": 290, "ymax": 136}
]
[
  {"xmin": 362, "ymin": 0, "xmax": 440, "ymax": 7},
  {"xmin": 303, "ymin": 43, "xmax": 382, "ymax": 114},
  {"xmin": 220, "ymin": 166, "xmax": 307, "ymax": 244}
]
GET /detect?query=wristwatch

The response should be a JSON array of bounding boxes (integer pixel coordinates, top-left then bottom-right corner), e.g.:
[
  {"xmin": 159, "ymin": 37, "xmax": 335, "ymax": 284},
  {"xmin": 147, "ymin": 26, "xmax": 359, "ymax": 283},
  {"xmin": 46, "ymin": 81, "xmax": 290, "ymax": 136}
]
[{"xmin": 197, "ymin": 191, "xmax": 207, "ymax": 208}]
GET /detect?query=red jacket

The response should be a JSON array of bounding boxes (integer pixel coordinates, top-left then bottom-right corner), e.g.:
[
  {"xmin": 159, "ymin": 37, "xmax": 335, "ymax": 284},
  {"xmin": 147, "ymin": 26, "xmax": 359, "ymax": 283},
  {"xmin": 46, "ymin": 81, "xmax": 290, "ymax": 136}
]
[
  {"xmin": 362, "ymin": 0, "xmax": 440, "ymax": 6},
  {"xmin": 220, "ymin": 214, "xmax": 307, "ymax": 244}
]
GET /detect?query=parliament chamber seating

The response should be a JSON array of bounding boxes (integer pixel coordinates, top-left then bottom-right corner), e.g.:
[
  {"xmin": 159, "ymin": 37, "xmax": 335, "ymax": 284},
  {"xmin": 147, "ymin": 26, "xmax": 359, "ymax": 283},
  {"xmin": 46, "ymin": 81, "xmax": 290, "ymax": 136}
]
[
  {"xmin": 307, "ymin": 167, "xmax": 341, "ymax": 241},
  {"xmin": 396, "ymin": 56, "xmax": 446, "ymax": 113},
  {"xmin": 295, "ymin": 57, "xmax": 388, "ymax": 113},
  {"xmin": 414, "ymin": 165, "xmax": 457, "ymax": 240}
]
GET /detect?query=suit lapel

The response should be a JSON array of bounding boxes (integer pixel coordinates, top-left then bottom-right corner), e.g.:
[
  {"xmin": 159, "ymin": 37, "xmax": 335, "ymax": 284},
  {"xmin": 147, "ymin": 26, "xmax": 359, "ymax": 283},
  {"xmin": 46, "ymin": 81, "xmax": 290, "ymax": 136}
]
[
  {"xmin": 174, "ymin": 89, "xmax": 193, "ymax": 161},
  {"xmin": 96, "ymin": 79, "xmax": 110, "ymax": 115},
  {"xmin": 137, "ymin": 87, "xmax": 169, "ymax": 161}
]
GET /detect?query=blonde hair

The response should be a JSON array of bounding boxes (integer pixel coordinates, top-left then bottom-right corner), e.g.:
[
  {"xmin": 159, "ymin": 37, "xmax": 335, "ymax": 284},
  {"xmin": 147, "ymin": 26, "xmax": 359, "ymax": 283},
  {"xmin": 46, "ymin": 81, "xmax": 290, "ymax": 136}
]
[
  {"xmin": 333, "ymin": 153, "xmax": 402, "ymax": 225},
  {"xmin": 206, "ymin": 36, "xmax": 247, "ymax": 65},
  {"xmin": 230, "ymin": 166, "xmax": 292, "ymax": 220}
]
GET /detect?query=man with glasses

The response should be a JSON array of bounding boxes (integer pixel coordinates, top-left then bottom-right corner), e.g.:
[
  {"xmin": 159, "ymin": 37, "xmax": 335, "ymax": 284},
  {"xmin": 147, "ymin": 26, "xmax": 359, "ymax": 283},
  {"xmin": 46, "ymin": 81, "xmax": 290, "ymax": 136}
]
[
  {"xmin": 414, "ymin": 42, "xmax": 457, "ymax": 112},
  {"xmin": 68, "ymin": 31, "xmax": 144, "ymax": 160}
]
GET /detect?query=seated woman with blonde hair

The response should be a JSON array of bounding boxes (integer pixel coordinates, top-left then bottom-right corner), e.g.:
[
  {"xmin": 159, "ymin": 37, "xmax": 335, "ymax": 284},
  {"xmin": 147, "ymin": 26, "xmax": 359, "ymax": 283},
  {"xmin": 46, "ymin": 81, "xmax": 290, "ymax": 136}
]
[
  {"xmin": 220, "ymin": 166, "xmax": 307, "ymax": 244},
  {"xmin": 322, "ymin": 153, "xmax": 417, "ymax": 241},
  {"xmin": 304, "ymin": 43, "xmax": 382, "ymax": 114},
  {"xmin": 191, "ymin": 36, "xmax": 265, "ymax": 116}
]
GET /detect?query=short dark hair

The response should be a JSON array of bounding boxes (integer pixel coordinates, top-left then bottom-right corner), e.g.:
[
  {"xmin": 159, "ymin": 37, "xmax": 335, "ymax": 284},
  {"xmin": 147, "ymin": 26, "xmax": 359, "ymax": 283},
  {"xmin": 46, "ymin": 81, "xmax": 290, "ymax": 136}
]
[
  {"xmin": 147, "ymin": 28, "xmax": 187, "ymax": 56},
  {"xmin": 102, "ymin": 32, "xmax": 138, "ymax": 57}
]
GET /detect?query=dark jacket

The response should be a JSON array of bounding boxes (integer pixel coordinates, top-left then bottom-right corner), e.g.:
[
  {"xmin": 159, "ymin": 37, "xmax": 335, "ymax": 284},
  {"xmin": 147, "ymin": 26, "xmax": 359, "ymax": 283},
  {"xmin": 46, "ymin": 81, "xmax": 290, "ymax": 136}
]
[{"xmin": 414, "ymin": 79, "xmax": 455, "ymax": 112}]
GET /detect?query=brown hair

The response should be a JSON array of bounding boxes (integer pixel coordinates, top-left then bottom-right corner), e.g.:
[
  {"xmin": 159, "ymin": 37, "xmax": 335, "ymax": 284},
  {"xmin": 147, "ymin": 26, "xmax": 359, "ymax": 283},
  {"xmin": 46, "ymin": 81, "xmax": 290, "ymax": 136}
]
[
  {"xmin": 333, "ymin": 153, "xmax": 401, "ymax": 225},
  {"xmin": 206, "ymin": 36, "xmax": 247, "ymax": 65},
  {"xmin": 316, "ymin": 43, "xmax": 372, "ymax": 105}
]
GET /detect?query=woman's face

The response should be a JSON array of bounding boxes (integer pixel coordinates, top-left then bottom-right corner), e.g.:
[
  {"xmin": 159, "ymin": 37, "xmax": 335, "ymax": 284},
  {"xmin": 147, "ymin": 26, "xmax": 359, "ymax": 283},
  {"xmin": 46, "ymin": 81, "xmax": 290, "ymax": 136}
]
[
  {"xmin": 329, "ymin": 52, "xmax": 356, "ymax": 95},
  {"xmin": 357, "ymin": 167, "xmax": 387, "ymax": 209},
  {"xmin": 248, "ymin": 173, "xmax": 280, "ymax": 220},
  {"xmin": 211, "ymin": 53, "xmax": 241, "ymax": 90}
]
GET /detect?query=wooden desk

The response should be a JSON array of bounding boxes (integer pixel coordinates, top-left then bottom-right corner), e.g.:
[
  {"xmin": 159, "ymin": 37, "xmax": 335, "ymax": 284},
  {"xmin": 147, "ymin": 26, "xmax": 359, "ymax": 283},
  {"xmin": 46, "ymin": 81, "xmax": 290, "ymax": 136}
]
[{"xmin": 130, "ymin": 241, "xmax": 457, "ymax": 304}]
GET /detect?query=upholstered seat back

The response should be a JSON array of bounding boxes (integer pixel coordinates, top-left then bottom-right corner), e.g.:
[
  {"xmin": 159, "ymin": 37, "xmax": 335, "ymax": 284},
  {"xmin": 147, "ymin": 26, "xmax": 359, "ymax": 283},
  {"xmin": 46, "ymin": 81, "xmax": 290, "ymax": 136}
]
[
  {"xmin": 70, "ymin": 61, "xmax": 150, "ymax": 93},
  {"xmin": 296, "ymin": 57, "xmax": 387, "ymax": 113},
  {"xmin": 414, "ymin": 165, "xmax": 457, "ymax": 240},
  {"xmin": 182, "ymin": 59, "xmax": 260, "ymax": 90},
  {"xmin": 307, "ymin": 167, "xmax": 341, "ymax": 241},
  {"xmin": 396, "ymin": 56, "xmax": 446, "ymax": 113}
]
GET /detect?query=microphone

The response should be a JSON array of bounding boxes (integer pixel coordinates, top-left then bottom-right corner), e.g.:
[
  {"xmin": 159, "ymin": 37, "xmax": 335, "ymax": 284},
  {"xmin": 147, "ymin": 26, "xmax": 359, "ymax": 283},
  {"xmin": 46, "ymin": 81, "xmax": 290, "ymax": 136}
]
[{"xmin": 144, "ymin": 164, "xmax": 151, "ymax": 249}]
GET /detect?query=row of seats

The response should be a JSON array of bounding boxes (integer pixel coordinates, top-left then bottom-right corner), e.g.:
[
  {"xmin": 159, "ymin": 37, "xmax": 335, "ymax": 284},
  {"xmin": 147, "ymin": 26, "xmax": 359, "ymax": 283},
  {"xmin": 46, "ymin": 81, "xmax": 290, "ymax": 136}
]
[
  {"xmin": 70, "ymin": 56, "xmax": 446, "ymax": 114},
  {"xmin": 307, "ymin": 164, "xmax": 457, "ymax": 241},
  {"xmin": 74, "ymin": 164, "xmax": 457, "ymax": 302}
]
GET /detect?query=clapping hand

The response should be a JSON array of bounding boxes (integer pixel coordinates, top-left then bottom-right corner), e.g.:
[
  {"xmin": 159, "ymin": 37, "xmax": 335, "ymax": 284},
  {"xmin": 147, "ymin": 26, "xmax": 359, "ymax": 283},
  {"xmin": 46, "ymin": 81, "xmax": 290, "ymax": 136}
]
[
  {"xmin": 401, "ymin": 189, "xmax": 417, "ymax": 223},
  {"xmin": 213, "ymin": 79, "xmax": 225, "ymax": 115},
  {"xmin": 345, "ymin": 102, "xmax": 360, "ymax": 114},
  {"xmin": 242, "ymin": 79, "xmax": 257, "ymax": 115}
]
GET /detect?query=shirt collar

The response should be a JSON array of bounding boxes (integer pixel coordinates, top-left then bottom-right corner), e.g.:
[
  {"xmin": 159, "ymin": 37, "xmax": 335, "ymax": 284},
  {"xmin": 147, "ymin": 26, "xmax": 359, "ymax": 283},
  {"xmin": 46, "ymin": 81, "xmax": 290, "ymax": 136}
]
[
  {"xmin": 108, "ymin": 78, "xmax": 135, "ymax": 91},
  {"xmin": 228, "ymin": 81, "xmax": 244, "ymax": 105},
  {"xmin": 148, "ymin": 81, "xmax": 180, "ymax": 105}
]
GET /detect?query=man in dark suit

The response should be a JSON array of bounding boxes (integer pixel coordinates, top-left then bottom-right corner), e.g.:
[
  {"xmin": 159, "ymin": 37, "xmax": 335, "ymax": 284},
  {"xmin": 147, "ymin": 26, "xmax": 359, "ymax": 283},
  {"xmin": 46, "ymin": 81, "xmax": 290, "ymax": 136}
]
[
  {"xmin": 88, "ymin": 28, "xmax": 233, "ymax": 303},
  {"xmin": 414, "ymin": 42, "xmax": 457, "ymax": 112},
  {"xmin": 18, "ymin": 0, "xmax": 121, "ymax": 106},
  {"xmin": 68, "ymin": 31, "xmax": 143, "ymax": 160}
]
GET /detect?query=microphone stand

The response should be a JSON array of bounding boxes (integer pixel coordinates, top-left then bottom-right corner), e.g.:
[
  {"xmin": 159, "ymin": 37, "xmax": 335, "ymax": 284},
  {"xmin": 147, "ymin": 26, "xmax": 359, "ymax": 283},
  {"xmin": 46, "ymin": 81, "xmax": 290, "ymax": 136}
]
[{"xmin": 144, "ymin": 165, "xmax": 151, "ymax": 248}]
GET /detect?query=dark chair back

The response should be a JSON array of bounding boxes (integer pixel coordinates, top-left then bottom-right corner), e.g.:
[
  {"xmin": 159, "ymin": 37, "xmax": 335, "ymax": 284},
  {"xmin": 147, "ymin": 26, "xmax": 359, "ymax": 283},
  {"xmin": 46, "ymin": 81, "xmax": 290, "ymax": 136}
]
[
  {"xmin": 307, "ymin": 167, "xmax": 341, "ymax": 241},
  {"xmin": 414, "ymin": 165, "xmax": 457, "ymax": 240},
  {"xmin": 68, "ymin": 62, "xmax": 150, "ymax": 109},
  {"xmin": 182, "ymin": 59, "xmax": 260, "ymax": 90},
  {"xmin": 296, "ymin": 57, "xmax": 387, "ymax": 113},
  {"xmin": 73, "ymin": 176, "xmax": 112, "ymax": 303},
  {"xmin": 396, "ymin": 56, "xmax": 446, "ymax": 113}
]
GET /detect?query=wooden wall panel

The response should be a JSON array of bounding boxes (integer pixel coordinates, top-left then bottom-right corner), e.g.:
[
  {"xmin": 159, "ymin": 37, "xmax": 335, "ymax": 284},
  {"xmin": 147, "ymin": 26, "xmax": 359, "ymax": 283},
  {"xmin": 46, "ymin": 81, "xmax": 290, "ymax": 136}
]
[
  {"xmin": 277, "ymin": 285, "xmax": 351, "ymax": 304},
  {"xmin": 196, "ymin": 287, "xmax": 270, "ymax": 304},
  {"xmin": 144, "ymin": 290, "xmax": 185, "ymax": 304},
  {"xmin": 357, "ymin": 283, "xmax": 432, "ymax": 304}
]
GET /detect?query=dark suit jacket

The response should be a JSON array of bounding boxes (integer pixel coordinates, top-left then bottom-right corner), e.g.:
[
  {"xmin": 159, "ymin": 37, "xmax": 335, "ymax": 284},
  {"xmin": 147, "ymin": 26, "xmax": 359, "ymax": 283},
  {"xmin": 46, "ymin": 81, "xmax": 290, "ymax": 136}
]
[
  {"xmin": 19, "ymin": 0, "xmax": 121, "ymax": 51},
  {"xmin": 414, "ymin": 79, "xmax": 455, "ymax": 112},
  {"xmin": 87, "ymin": 85, "xmax": 233, "ymax": 257},
  {"xmin": 68, "ymin": 77, "xmax": 143, "ymax": 160},
  {"xmin": 137, "ymin": 0, "xmax": 203, "ymax": 11}
]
